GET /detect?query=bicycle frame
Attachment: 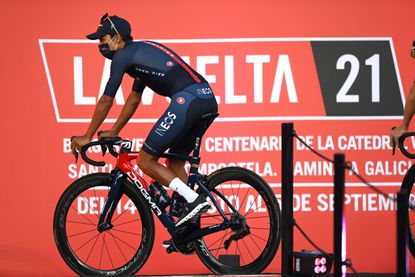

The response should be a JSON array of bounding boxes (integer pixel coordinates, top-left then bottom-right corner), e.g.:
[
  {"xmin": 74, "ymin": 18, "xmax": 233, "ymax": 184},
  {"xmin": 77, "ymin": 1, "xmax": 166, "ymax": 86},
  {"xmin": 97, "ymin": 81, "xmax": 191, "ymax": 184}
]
[{"xmin": 98, "ymin": 148, "xmax": 237, "ymax": 243}]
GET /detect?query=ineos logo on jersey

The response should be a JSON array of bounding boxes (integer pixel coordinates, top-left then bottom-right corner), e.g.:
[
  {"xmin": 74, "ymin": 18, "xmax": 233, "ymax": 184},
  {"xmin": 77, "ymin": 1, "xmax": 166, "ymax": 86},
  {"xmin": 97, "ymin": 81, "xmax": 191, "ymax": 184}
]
[
  {"xmin": 197, "ymin": 88, "xmax": 213, "ymax": 95},
  {"xmin": 155, "ymin": 111, "xmax": 177, "ymax": 137},
  {"xmin": 166, "ymin": 61, "xmax": 174, "ymax": 67}
]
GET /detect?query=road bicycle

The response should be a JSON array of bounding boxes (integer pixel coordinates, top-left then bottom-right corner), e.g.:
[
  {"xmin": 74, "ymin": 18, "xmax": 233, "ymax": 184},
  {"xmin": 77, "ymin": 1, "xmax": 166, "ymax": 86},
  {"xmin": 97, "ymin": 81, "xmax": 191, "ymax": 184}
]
[
  {"xmin": 53, "ymin": 113, "xmax": 281, "ymax": 276},
  {"xmin": 394, "ymin": 131, "xmax": 415, "ymax": 257}
]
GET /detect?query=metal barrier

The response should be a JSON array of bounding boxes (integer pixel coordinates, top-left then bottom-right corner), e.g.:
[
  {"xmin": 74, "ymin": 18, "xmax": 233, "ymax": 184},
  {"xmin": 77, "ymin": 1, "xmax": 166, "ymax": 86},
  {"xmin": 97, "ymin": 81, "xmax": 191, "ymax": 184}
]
[
  {"xmin": 281, "ymin": 123, "xmax": 294, "ymax": 277},
  {"xmin": 280, "ymin": 122, "xmax": 409, "ymax": 276}
]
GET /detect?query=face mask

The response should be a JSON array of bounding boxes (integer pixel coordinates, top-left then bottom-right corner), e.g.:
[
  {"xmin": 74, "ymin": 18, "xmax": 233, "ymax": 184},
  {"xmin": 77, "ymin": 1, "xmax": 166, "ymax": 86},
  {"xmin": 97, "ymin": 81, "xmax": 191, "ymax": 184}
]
[{"xmin": 98, "ymin": 36, "xmax": 119, "ymax": 59}]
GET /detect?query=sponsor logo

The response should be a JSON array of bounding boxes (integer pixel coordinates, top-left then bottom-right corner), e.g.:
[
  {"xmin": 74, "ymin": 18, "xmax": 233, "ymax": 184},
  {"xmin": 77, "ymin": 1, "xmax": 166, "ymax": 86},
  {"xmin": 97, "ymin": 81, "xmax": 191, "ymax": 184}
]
[
  {"xmin": 196, "ymin": 87, "xmax": 213, "ymax": 95},
  {"xmin": 155, "ymin": 111, "xmax": 177, "ymax": 136},
  {"xmin": 176, "ymin": 97, "xmax": 185, "ymax": 104},
  {"xmin": 126, "ymin": 171, "xmax": 162, "ymax": 216},
  {"xmin": 120, "ymin": 141, "xmax": 132, "ymax": 149},
  {"xmin": 166, "ymin": 61, "xmax": 174, "ymax": 67}
]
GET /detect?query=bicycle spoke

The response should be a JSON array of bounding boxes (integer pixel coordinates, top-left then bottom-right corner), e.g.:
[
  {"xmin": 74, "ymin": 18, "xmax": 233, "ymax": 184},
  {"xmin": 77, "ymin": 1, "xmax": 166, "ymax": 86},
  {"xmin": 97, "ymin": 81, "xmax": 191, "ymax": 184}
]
[
  {"xmin": 249, "ymin": 226, "xmax": 270, "ymax": 231},
  {"xmin": 204, "ymin": 228, "xmax": 230, "ymax": 257},
  {"xmin": 70, "ymin": 206, "xmax": 96, "ymax": 226},
  {"xmin": 230, "ymin": 181, "xmax": 238, "ymax": 210},
  {"xmin": 243, "ymin": 194, "xmax": 261, "ymax": 217},
  {"xmin": 99, "ymin": 234, "xmax": 105, "ymax": 269},
  {"xmin": 67, "ymin": 220, "xmax": 96, "ymax": 226},
  {"xmin": 111, "ymin": 228, "xmax": 141, "ymax": 236},
  {"xmin": 244, "ymin": 214, "xmax": 270, "ymax": 220},
  {"xmin": 111, "ymin": 201, "xmax": 134, "ymax": 223},
  {"xmin": 215, "ymin": 229, "xmax": 230, "ymax": 257},
  {"xmin": 108, "ymin": 231, "xmax": 139, "ymax": 251},
  {"xmin": 108, "ymin": 231, "xmax": 128, "ymax": 263},
  {"xmin": 73, "ymin": 233, "xmax": 100, "ymax": 252},
  {"xmin": 85, "ymin": 233, "xmax": 101, "ymax": 263},
  {"xmin": 68, "ymin": 228, "xmax": 98, "ymax": 238},
  {"xmin": 239, "ymin": 184, "xmax": 253, "ymax": 213},
  {"xmin": 241, "ymin": 236, "xmax": 255, "ymax": 261},
  {"xmin": 114, "ymin": 218, "xmax": 141, "ymax": 227},
  {"xmin": 102, "ymin": 233, "xmax": 115, "ymax": 269},
  {"xmin": 248, "ymin": 232, "xmax": 267, "ymax": 254},
  {"xmin": 200, "ymin": 213, "xmax": 227, "ymax": 224},
  {"xmin": 79, "ymin": 194, "xmax": 101, "ymax": 220}
]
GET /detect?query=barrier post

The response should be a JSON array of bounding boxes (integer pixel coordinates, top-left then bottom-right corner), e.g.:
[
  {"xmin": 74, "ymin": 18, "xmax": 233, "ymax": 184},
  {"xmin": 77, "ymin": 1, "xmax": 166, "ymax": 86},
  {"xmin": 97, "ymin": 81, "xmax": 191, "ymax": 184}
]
[
  {"xmin": 281, "ymin": 123, "xmax": 294, "ymax": 276},
  {"xmin": 397, "ymin": 191, "xmax": 408, "ymax": 277},
  {"xmin": 333, "ymin": 153, "xmax": 345, "ymax": 277}
]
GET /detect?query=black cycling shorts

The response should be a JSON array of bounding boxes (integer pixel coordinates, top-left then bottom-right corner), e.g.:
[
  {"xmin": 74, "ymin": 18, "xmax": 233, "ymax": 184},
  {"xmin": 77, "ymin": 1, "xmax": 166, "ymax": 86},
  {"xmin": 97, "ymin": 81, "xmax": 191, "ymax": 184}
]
[{"xmin": 142, "ymin": 83, "xmax": 218, "ymax": 156}]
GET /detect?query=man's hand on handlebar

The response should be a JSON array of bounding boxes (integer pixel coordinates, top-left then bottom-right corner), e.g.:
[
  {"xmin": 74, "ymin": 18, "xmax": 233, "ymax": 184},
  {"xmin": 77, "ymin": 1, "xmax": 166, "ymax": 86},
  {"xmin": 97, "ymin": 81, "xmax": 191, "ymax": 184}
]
[
  {"xmin": 391, "ymin": 126, "xmax": 408, "ymax": 149},
  {"xmin": 70, "ymin": 135, "xmax": 91, "ymax": 154},
  {"xmin": 98, "ymin": 130, "xmax": 119, "ymax": 140}
]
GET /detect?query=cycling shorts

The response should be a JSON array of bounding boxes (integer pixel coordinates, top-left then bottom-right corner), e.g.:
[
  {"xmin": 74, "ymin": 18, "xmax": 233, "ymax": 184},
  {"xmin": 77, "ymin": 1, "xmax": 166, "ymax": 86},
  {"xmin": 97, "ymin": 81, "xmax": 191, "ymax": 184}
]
[{"xmin": 142, "ymin": 83, "xmax": 218, "ymax": 156}]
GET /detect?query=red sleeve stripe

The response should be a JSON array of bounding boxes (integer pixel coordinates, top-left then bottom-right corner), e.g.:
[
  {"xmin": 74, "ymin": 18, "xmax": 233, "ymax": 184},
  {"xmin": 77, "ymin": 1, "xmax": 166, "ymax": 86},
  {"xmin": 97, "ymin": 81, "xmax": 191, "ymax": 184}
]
[{"xmin": 143, "ymin": 41, "xmax": 201, "ymax": 83}]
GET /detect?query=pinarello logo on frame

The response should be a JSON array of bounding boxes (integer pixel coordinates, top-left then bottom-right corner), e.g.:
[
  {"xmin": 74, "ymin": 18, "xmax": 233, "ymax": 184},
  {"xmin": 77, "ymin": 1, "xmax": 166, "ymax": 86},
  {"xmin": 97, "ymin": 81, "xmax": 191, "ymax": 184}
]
[{"xmin": 39, "ymin": 38, "xmax": 403, "ymax": 124}]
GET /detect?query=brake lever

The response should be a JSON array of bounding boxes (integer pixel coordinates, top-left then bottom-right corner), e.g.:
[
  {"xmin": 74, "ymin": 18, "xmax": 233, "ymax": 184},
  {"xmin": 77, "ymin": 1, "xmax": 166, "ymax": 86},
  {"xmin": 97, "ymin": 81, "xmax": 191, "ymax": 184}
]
[
  {"xmin": 391, "ymin": 127, "xmax": 396, "ymax": 155},
  {"xmin": 101, "ymin": 144, "xmax": 108, "ymax": 156},
  {"xmin": 73, "ymin": 150, "xmax": 79, "ymax": 163},
  {"xmin": 71, "ymin": 136, "xmax": 79, "ymax": 162}
]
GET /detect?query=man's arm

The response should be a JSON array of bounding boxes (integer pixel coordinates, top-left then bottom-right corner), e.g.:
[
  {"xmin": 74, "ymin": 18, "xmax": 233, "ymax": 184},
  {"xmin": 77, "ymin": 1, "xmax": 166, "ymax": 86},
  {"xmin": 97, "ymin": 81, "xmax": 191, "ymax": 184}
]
[
  {"xmin": 84, "ymin": 95, "xmax": 114, "ymax": 139},
  {"xmin": 110, "ymin": 91, "xmax": 142, "ymax": 135},
  {"xmin": 391, "ymin": 46, "xmax": 415, "ymax": 146},
  {"xmin": 71, "ymin": 95, "xmax": 114, "ymax": 152}
]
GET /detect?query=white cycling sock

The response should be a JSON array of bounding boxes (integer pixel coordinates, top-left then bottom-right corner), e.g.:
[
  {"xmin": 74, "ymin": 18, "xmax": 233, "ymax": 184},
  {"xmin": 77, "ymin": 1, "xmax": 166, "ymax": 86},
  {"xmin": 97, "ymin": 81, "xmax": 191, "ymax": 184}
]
[{"xmin": 169, "ymin": 177, "xmax": 198, "ymax": 203}]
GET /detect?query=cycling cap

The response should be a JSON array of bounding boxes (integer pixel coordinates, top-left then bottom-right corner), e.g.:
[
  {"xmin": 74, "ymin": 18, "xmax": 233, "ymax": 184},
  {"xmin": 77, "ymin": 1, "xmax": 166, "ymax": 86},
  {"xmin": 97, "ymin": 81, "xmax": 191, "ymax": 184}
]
[{"xmin": 86, "ymin": 13, "xmax": 131, "ymax": 40}]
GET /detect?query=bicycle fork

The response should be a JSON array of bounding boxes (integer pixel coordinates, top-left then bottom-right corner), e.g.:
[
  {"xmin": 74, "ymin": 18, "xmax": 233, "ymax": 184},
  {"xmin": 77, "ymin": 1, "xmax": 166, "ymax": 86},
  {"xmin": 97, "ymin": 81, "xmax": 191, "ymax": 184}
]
[{"xmin": 97, "ymin": 169, "xmax": 124, "ymax": 232}]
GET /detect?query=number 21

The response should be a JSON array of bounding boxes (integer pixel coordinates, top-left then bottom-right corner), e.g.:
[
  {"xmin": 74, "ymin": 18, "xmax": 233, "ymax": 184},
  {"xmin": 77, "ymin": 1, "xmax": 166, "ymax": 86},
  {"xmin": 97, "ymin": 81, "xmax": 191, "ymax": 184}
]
[{"xmin": 336, "ymin": 54, "xmax": 380, "ymax": 103}]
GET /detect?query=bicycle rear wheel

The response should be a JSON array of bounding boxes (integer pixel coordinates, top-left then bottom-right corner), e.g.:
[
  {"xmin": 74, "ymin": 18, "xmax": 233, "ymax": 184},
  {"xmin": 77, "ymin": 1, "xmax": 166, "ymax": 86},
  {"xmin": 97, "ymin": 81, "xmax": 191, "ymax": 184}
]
[
  {"xmin": 194, "ymin": 167, "xmax": 281, "ymax": 274},
  {"xmin": 400, "ymin": 164, "xmax": 415, "ymax": 257},
  {"xmin": 53, "ymin": 173, "xmax": 155, "ymax": 276}
]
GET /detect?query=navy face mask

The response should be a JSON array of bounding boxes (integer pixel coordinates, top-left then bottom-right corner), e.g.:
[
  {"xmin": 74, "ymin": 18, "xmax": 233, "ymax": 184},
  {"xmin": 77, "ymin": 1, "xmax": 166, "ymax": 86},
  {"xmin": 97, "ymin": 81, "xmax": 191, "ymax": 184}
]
[{"xmin": 99, "ymin": 36, "xmax": 118, "ymax": 59}]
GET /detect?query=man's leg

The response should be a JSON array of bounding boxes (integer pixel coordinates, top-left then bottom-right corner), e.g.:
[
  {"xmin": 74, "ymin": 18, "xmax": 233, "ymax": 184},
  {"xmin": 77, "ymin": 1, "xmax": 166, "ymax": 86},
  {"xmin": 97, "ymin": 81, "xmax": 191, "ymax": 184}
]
[
  {"xmin": 137, "ymin": 150, "xmax": 200, "ymax": 203},
  {"xmin": 166, "ymin": 159, "xmax": 187, "ymax": 183},
  {"xmin": 137, "ymin": 150, "xmax": 176, "ymax": 185}
]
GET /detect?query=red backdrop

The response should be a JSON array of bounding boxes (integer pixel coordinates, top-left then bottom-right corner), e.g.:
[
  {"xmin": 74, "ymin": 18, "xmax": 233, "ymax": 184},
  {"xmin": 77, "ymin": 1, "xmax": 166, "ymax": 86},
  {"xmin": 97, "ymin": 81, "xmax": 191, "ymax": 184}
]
[{"xmin": 2, "ymin": 0, "xmax": 415, "ymax": 275}]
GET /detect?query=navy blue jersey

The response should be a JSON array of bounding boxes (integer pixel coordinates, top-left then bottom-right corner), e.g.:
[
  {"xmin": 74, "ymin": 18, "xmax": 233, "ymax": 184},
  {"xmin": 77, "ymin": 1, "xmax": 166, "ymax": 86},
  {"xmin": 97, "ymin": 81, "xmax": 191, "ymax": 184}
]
[{"xmin": 104, "ymin": 40, "xmax": 207, "ymax": 97}]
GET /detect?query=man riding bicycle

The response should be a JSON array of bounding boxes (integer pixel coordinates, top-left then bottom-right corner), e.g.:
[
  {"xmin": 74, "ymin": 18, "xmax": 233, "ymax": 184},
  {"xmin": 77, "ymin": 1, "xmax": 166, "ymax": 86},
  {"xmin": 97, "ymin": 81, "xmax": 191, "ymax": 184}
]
[
  {"xmin": 70, "ymin": 14, "xmax": 218, "ymax": 227},
  {"xmin": 391, "ymin": 41, "xmax": 415, "ymax": 146}
]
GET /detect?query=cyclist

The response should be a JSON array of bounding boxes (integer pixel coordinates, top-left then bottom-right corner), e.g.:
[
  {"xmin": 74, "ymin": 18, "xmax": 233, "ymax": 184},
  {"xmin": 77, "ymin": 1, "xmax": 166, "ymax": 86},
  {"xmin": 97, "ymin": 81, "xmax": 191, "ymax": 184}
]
[
  {"xmin": 391, "ymin": 41, "xmax": 415, "ymax": 146},
  {"xmin": 70, "ymin": 14, "xmax": 218, "ymax": 227}
]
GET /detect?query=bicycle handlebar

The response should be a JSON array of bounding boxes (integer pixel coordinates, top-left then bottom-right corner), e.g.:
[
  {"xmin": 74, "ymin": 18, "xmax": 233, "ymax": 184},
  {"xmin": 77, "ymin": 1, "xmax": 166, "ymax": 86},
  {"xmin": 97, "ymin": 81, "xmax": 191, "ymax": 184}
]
[
  {"xmin": 392, "ymin": 127, "xmax": 415, "ymax": 159},
  {"xmin": 72, "ymin": 137, "xmax": 124, "ymax": 166}
]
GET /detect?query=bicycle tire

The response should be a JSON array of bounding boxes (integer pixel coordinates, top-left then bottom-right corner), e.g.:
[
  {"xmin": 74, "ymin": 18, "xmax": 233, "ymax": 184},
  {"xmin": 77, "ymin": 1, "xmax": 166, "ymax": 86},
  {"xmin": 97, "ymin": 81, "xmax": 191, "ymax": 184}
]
[
  {"xmin": 399, "ymin": 163, "xmax": 415, "ymax": 257},
  {"xmin": 193, "ymin": 166, "xmax": 281, "ymax": 274},
  {"xmin": 53, "ymin": 173, "xmax": 155, "ymax": 276}
]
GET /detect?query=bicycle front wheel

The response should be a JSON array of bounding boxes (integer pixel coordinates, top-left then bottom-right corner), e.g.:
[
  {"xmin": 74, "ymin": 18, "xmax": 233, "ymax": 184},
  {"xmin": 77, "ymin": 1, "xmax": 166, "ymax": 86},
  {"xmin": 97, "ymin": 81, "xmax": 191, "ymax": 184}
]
[
  {"xmin": 194, "ymin": 167, "xmax": 281, "ymax": 274},
  {"xmin": 53, "ymin": 173, "xmax": 155, "ymax": 276},
  {"xmin": 400, "ymin": 164, "xmax": 415, "ymax": 257}
]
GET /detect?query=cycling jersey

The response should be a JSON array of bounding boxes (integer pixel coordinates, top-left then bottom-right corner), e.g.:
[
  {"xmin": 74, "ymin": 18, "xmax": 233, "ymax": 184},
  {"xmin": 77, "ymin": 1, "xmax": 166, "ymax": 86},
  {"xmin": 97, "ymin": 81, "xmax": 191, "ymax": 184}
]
[
  {"xmin": 103, "ymin": 40, "xmax": 218, "ymax": 156},
  {"xmin": 104, "ymin": 40, "xmax": 207, "ymax": 97}
]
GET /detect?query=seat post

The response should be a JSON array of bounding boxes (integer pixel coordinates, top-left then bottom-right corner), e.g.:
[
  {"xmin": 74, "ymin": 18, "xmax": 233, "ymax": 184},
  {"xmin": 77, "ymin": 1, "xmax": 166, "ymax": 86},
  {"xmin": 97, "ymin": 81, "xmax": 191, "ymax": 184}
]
[{"xmin": 189, "ymin": 113, "xmax": 219, "ymax": 172}]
